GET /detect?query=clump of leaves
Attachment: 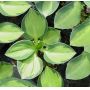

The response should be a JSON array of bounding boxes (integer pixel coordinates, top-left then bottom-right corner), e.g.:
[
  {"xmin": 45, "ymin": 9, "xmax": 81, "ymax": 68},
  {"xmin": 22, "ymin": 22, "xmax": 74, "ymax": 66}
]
[{"xmin": 0, "ymin": 1, "xmax": 90, "ymax": 87}]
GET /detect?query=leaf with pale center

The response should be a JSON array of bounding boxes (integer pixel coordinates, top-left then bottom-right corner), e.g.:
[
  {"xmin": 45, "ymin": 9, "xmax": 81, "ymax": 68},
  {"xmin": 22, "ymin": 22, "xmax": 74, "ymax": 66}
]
[
  {"xmin": 17, "ymin": 54, "xmax": 43, "ymax": 79},
  {"xmin": 44, "ymin": 42, "xmax": 76, "ymax": 64},
  {"xmin": 54, "ymin": 1, "xmax": 82, "ymax": 29},
  {"xmin": 35, "ymin": 1, "xmax": 59, "ymax": 17},
  {"xmin": 0, "ymin": 22, "xmax": 24, "ymax": 43},
  {"xmin": 0, "ymin": 1, "xmax": 30, "ymax": 16},
  {"xmin": 5, "ymin": 40, "xmax": 36, "ymax": 60}
]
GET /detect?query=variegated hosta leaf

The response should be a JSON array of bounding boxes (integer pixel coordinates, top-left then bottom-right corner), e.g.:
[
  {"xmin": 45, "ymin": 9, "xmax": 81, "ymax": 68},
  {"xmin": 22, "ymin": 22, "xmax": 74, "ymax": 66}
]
[
  {"xmin": 84, "ymin": 1, "xmax": 90, "ymax": 8},
  {"xmin": 0, "ymin": 1, "xmax": 30, "ymax": 16},
  {"xmin": 35, "ymin": 1, "xmax": 59, "ymax": 17},
  {"xmin": 21, "ymin": 8, "xmax": 47, "ymax": 41},
  {"xmin": 17, "ymin": 54, "xmax": 43, "ymax": 79},
  {"xmin": 42, "ymin": 27, "xmax": 60, "ymax": 45},
  {"xmin": 0, "ymin": 22, "xmax": 24, "ymax": 43},
  {"xmin": 54, "ymin": 1, "xmax": 82, "ymax": 29},
  {"xmin": 70, "ymin": 17, "xmax": 90, "ymax": 47},
  {"xmin": 5, "ymin": 40, "xmax": 35, "ymax": 60},
  {"xmin": 0, "ymin": 78, "xmax": 35, "ymax": 87},
  {"xmin": 44, "ymin": 42, "xmax": 76, "ymax": 64},
  {"xmin": 0, "ymin": 62, "xmax": 13, "ymax": 79},
  {"xmin": 66, "ymin": 52, "xmax": 90, "ymax": 80},
  {"xmin": 39, "ymin": 66, "xmax": 63, "ymax": 87}
]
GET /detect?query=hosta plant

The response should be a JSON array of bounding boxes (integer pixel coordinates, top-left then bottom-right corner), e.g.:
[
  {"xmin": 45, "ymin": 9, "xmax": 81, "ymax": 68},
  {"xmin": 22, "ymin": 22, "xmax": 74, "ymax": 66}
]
[{"xmin": 0, "ymin": 1, "xmax": 90, "ymax": 87}]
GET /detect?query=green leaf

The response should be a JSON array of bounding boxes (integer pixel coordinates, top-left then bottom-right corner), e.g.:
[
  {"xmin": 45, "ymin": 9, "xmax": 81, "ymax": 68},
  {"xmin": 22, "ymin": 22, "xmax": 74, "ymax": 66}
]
[
  {"xmin": 0, "ymin": 1, "xmax": 30, "ymax": 16},
  {"xmin": 66, "ymin": 52, "xmax": 90, "ymax": 80},
  {"xmin": 0, "ymin": 62, "xmax": 13, "ymax": 79},
  {"xmin": 0, "ymin": 78, "xmax": 35, "ymax": 87},
  {"xmin": 5, "ymin": 40, "xmax": 35, "ymax": 60},
  {"xmin": 42, "ymin": 27, "xmax": 60, "ymax": 45},
  {"xmin": 17, "ymin": 54, "xmax": 43, "ymax": 79},
  {"xmin": 21, "ymin": 8, "xmax": 47, "ymax": 41},
  {"xmin": 54, "ymin": 1, "xmax": 82, "ymax": 29},
  {"xmin": 0, "ymin": 22, "xmax": 24, "ymax": 43},
  {"xmin": 84, "ymin": 1, "xmax": 90, "ymax": 8},
  {"xmin": 44, "ymin": 42, "xmax": 76, "ymax": 64},
  {"xmin": 84, "ymin": 45, "xmax": 90, "ymax": 53},
  {"xmin": 39, "ymin": 66, "xmax": 63, "ymax": 87},
  {"xmin": 70, "ymin": 17, "xmax": 90, "ymax": 47},
  {"xmin": 35, "ymin": 1, "xmax": 59, "ymax": 17}
]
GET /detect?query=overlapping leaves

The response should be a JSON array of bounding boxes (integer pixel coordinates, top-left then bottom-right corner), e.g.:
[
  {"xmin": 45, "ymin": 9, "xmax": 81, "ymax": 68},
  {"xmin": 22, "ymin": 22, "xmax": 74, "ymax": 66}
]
[{"xmin": 5, "ymin": 8, "xmax": 75, "ymax": 81}]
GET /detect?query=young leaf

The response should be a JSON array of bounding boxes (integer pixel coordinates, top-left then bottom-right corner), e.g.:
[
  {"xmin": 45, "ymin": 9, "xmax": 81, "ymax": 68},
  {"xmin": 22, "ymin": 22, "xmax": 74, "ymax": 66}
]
[
  {"xmin": 0, "ymin": 78, "xmax": 35, "ymax": 87},
  {"xmin": 84, "ymin": 1, "xmax": 90, "ymax": 8},
  {"xmin": 0, "ymin": 62, "xmax": 13, "ymax": 79},
  {"xmin": 39, "ymin": 66, "xmax": 63, "ymax": 87},
  {"xmin": 44, "ymin": 42, "xmax": 76, "ymax": 64},
  {"xmin": 17, "ymin": 54, "xmax": 43, "ymax": 79},
  {"xmin": 42, "ymin": 27, "xmax": 60, "ymax": 45},
  {"xmin": 66, "ymin": 52, "xmax": 90, "ymax": 80},
  {"xmin": 5, "ymin": 40, "xmax": 35, "ymax": 60},
  {"xmin": 35, "ymin": 1, "xmax": 59, "ymax": 17},
  {"xmin": 0, "ymin": 22, "xmax": 24, "ymax": 43},
  {"xmin": 70, "ymin": 17, "xmax": 90, "ymax": 47},
  {"xmin": 0, "ymin": 1, "xmax": 30, "ymax": 16},
  {"xmin": 21, "ymin": 8, "xmax": 47, "ymax": 41},
  {"xmin": 54, "ymin": 1, "xmax": 82, "ymax": 29}
]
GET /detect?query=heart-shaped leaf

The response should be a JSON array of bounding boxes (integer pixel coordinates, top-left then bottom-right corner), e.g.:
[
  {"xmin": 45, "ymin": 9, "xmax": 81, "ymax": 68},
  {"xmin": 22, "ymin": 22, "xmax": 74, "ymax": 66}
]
[
  {"xmin": 35, "ymin": 1, "xmax": 59, "ymax": 17},
  {"xmin": 42, "ymin": 27, "xmax": 60, "ymax": 45},
  {"xmin": 54, "ymin": 1, "xmax": 82, "ymax": 29},
  {"xmin": 17, "ymin": 54, "xmax": 43, "ymax": 79},
  {"xmin": 5, "ymin": 40, "xmax": 35, "ymax": 60},
  {"xmin": 38, "ymin": 66, "xmax": 63, "ymax": 87},
  {"xmin": 44, "ymin": 42, "xmax": 76, "ymax": 64},
  {"xmin": 84, "ymin": 1, "xmax": 90, "ymax": 8},
  {"xmin": 21, "ymin": 8, "xmax": 47, "ymax": 41},
  {"xmin": 66, "ymin": 52, "xmax": 90, "ymax": 80},
  {"xmin": 0, "ymin": 62, "xmax": 13, "ymax": 79},
  {"xmin": 0, "ymin": 1, "xmax": 30, "ymax": 16},
  {"xmin": 0, "ymin": 78, "xmax": 35, "ymax": 87},
  {"xmin": 0, "ymin": 22, "xmax": 24, "ymax": 43},
  {"xmin": 70, "ymin": 17, "xmax": 90, "ymax": 47}
]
